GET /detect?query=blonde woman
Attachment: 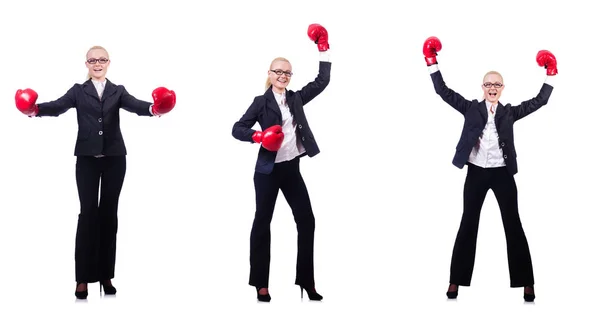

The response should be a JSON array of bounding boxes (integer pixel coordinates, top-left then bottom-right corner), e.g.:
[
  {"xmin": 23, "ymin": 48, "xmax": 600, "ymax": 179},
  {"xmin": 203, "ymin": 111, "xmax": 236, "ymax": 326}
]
[
  {"xmin": 232, "ymin": 24, "xmax": 331, "ymax": 302},
  {"xmin": 15, "ymin": 45, "xmax": 176, "ymax": 299},
  {"xmin": 422, "ymin": 36, "xmax": 557, "ymax": 302}
]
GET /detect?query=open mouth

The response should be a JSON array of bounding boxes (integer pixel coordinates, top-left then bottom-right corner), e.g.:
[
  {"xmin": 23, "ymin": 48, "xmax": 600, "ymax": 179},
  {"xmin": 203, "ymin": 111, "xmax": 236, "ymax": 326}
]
[{"xmin": 488, "ymin": 92, "xmax": 497, "ymax": 97}]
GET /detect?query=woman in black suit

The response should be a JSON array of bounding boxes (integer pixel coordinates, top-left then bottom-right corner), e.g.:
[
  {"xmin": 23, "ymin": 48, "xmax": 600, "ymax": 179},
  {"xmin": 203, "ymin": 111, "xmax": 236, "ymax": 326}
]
[
  {"xmin": 422, "ymin": 36, "xmax": 557, "ymax": 302},
  {"xmin": 15, "ymin": 45, "xmax": 176, "ymax": 299},
  {"xmin": 232, "ymin": 24, "xmax": 331, "ymax": 302}
]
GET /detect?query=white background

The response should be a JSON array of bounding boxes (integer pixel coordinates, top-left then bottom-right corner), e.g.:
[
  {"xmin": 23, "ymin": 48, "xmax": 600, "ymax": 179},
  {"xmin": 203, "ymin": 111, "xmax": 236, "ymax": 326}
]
[{"xmin": 0, "ymin": 0, "xmax": 597, "ymax": 332}]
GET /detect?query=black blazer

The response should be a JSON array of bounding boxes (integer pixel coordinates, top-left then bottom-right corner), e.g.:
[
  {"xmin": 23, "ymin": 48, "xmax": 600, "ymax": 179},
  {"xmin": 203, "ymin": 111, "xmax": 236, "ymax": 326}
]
[
  {"xmin": 36, "ymin": 79, "xmax": 153, "ymax": 156},
  {"xmin": 232, "ymin": 61, "xmax": 331, "ymax": 175},
  {"xmin": 431, "ymin": 70, "xmax": 553, "ymax": 175}
]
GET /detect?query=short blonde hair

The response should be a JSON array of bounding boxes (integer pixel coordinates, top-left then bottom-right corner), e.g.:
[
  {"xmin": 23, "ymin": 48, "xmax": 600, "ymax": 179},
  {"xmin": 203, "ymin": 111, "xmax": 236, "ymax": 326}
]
[
  {"xmin": 483, "ymin": 70, "xmax": 503, "ymax": 83},
  {"xmin": 265, "ymin": 57, "xmax": 291, "ymax": 91}
]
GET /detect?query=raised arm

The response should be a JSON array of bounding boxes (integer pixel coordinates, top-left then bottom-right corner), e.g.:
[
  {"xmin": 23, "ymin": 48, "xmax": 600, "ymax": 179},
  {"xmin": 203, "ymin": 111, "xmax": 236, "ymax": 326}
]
[
  {"xmin": 511, "ymin": 50, "xmax": 557, "ymax": 121},
  {"xmin": 298, "ymin": 23, "xmax": 332, "ymax": 105},
  {"xmin": 424, "ymin": 36, "xmax": 472, "ymax": 115}
]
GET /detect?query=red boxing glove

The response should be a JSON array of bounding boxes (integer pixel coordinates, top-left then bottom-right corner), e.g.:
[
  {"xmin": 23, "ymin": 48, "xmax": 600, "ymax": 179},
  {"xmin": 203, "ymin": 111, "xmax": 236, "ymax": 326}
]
[
  {"xmin": 307, "ymin": 24, "xmax": 329, "ymax": 51},
  {"xmin": 423, "ymin": 36, "xmax": 442, "ymax": 66},
  {"xmin": 252, "ymin": 125, "xmax": 284, "ymax": 152},
  {"xmin": 151, "ymin": 87, "xmax": 176, "ymax": 116},
  {"xmin": 536, "ymin": 50, "xmax": 557, "ymax": 76},
  {"xmin": 15, "ymin": 88, "xmax": 39, "ymax": 117}
]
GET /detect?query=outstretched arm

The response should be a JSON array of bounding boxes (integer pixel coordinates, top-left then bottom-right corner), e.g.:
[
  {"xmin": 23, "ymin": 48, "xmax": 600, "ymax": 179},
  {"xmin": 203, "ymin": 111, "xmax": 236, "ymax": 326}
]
[
  {"xmin": 120, "ymin": 86, "xmax": 176, "ymax": 117},
  {"xmin": 16, "ymin": 86, "xmax": 77, "ymax": 117},
  {"xmin": 120, "ymin": 87, "xmax": 152, "ymax": 116}
]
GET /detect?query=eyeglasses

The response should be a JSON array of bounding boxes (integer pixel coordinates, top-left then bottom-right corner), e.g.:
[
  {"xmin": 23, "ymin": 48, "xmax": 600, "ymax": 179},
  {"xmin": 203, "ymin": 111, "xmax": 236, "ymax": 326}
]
[
  {"xmin": 270, "ymin": 69, "xmax": 293, "ymax": 77},
  {"xmin": 87, "ymin": 58, "xmax": 109, "ymax": 64},
  {"xmin": 483, "ymin": 82, "xmax": 503, "ymax": 88}
]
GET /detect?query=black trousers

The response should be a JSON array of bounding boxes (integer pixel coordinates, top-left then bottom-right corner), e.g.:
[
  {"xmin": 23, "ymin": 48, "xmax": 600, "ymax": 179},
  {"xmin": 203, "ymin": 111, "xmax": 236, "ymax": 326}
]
[
  {"xmin": 74, "ymin": 156, "xmax": 126, "ymax": 283},
  {"xmin": 450, "ymin": 163, "xmax": 534, "ymax": 287},
  {"xmin": 249, "ymin": 157, "xmax": 316, "ymax": 288}
]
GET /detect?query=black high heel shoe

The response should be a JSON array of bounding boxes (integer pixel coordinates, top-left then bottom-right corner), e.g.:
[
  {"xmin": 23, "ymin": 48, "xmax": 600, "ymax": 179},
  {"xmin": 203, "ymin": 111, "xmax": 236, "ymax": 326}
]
[
  {"xmin": 523, "ymin": 286, "xmax": 535, "ymax": 302},
  {"xmin": 256, "ymin": 287, "xmax": 271, "ymax": 302},
  {"xmin": 446, "ymin": 284, "xmax": 458, "ymax": 299},
  {"xmin": 299, "ymin": 286, "xmax": 323, "ymax": 301},
  {"xmin": 100, "ymin": 280, "xmax": 117, "ymax": 295},
  {"xmin": 75, "ymin": 283, "xmax": 88, "ymax": 300}
]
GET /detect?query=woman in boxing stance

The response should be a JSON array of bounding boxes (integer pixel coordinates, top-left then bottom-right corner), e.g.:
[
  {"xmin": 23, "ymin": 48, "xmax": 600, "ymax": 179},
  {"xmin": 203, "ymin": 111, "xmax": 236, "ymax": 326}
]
[{"xmin": 232, "ymin": 24, "xmax": 331, "ymax": 302}]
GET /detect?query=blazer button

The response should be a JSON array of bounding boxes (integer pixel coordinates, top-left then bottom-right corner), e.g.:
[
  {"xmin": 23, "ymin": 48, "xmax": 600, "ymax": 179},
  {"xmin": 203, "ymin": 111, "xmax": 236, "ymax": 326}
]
[
  {"xmin": 298, "ymin": 124, "xmax": 303, "ymax": 129},
  {"xmin": 99, "ymin": 131, "xmax": 103, "ymax": 135},
  {"xmin": 503, "ymin": 155, "xmax": 507, "ymax": 159},
  {"xmin": 98, "ymin": 118, "xmax": 103, "ymax": 122},
  {"xmin": 501, "ymin": 142, "xmax": 505, "ymax": 147},
  {"xmin": 301, "ymin": 137, "xmax": 305, "ymax": 141}
]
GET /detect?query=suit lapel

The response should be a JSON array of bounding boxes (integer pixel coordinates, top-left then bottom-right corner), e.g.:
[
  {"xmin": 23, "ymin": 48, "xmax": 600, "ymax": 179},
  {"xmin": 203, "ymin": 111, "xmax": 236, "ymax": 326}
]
[
  {"xmin": 494, "ymin": 102, "xmax": 507, "ymax": 122},
  {"xmin": 83, "ymin": 78, "xmax": 117, "ymax": 102},
  {"xmin": 478, "ymin": 101, "xmax": 488, "ymax": 122},
  {"xmin": 101, "ymin": 79, "xmax": 117, "ymax": 102},
  {"xmin": 264, "ymin": 88, "xmax": 282, "ymax": 121},
  {"xmin": 83, "ymin": 79, "xmax": 99, "ymax": 100},
  {"xmin": 285, "ymin": 90, "xmax": 295, "ymax": 116}
]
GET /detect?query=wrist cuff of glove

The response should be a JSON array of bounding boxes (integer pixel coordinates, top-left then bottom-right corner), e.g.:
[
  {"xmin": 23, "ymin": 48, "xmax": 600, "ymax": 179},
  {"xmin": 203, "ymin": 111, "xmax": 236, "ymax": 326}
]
[
  {"xmin": 428, "ymin": 64, "xmax": 440, "ymax": 74},
  {"xmin": 252, "ymin": 131, "xmax": 262, "ymax": 143},
  {"xmin": 425, "ymin": 57, "xmax": 438, "ymax": 66},
  {"xmin": 28, "ymin": 105, "xmax": 40, "ymax": 117},
  {"xmin": 317, "ymin": 42, "xmax": 330, "ymax": 52}
]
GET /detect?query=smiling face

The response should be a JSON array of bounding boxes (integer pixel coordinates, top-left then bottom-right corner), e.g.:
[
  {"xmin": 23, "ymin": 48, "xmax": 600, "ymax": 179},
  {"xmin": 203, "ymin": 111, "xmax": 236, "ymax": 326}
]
[
  {"xmin": 268, "ymin": 59, "xmax": 292, "ymax": 94},
  {"xmin": 85, "ymin": 47, "xmax": 110, "ymax": 81},
  {"xmin": 482, "ymin": 71, "xmax": 504, "ymax": 104}
]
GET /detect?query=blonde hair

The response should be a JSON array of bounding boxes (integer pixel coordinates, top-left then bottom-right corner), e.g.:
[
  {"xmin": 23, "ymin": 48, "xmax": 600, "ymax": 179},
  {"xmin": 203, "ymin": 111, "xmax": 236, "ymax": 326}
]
[
  {"xmin": 86, "ymin": 45, "xmax": 110, "ymax": 80},
  {"xmin": 482, "ymin": 70, "xmax": 503, "ymax": 83},
  {"xmin": 265, "ymin": 57, "xmax": 291, "ymax": 91}
]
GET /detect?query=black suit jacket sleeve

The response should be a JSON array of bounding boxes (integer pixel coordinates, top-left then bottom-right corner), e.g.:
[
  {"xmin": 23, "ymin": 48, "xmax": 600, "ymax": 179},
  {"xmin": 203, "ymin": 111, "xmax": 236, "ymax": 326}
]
[
  {"xmin": 232, "ymin": 96, "xmax": 261, "ymax": 143},
  {"xmin": 120, "ymin": 87, "xmax": 153, "ymax": 116},
  {"xmin": 511, "ymin": 83, "xmax": 553, "ymax": 121},
  {"xmin": 431, "ymin": 70, "xmax": 473, "ymax": 115},
  {"xmin": 298, "ymin": 61, "xmax": 331, "ymax": 106},
  {"xmin": 36, "ymin": 85, "xmax": 77, "ymax": 117}
]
